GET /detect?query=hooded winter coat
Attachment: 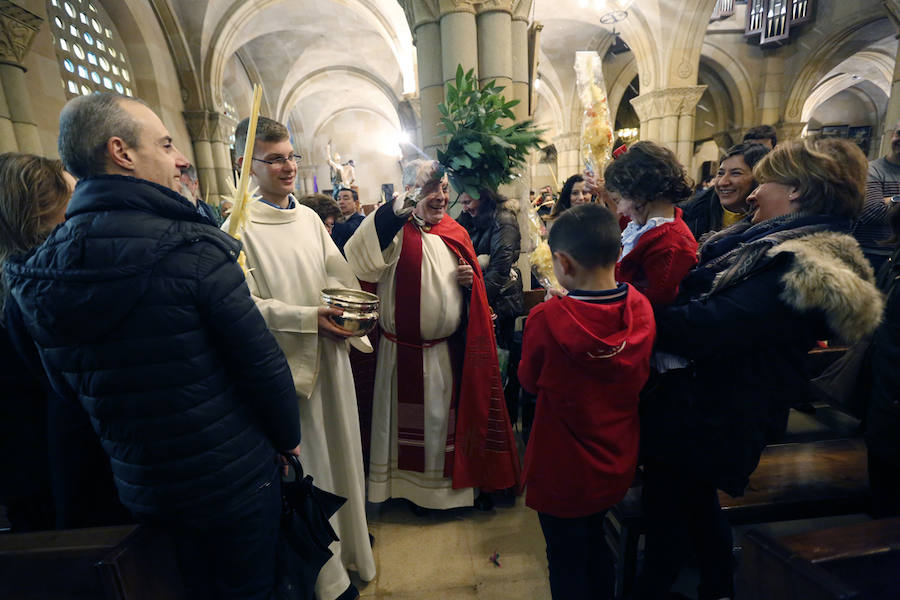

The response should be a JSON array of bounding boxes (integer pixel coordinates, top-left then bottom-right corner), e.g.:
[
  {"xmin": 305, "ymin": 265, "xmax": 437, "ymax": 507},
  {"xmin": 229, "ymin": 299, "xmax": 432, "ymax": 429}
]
[
  {"xmin": 867, "ymin": 244, "xmax": 900, "ymax": 465},
  {"xmin": 5, "ymin": 175, "xmax": 300, "ymax": 519},
  {"xmin": 458, "ymin": 200, "xmax": 524, "ymax": 318},
  {"xmin": 679, "ymin": 186, "xmax": 723, "ymax": 240},
  {"xmin": 519, "ymin": 285, "xmax": 656, "ymax": 517},
  {"xmin": 647, "ymin": 216, "xmax": 884, "ymax": 496}
]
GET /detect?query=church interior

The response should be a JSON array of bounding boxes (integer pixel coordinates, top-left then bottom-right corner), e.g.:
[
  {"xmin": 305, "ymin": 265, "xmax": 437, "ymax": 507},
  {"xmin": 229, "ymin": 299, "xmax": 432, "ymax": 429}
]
[{"xmin": 1, "ymin": 0, "xmax": 899, "ymax": 599}]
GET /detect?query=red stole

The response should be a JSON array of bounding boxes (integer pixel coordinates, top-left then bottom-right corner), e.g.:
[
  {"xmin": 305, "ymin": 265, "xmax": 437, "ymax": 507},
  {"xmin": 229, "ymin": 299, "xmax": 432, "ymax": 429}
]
[{"xmin": 394, "ymin": 216, "xmax": 521, "ymax": 491}]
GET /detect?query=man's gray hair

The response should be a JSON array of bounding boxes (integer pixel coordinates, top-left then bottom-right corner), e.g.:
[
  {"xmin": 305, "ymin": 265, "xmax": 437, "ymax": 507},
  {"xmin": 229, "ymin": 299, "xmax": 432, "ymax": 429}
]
[
  {"xmin": 58, "ymin": 93, "xmax": 146, "ymax": 179},
  {"xmin": 234, "ymin": 116, "xmax": 289, "ymax": 161},
  {"xmin": 402, "ymin": 159, "xmax": 434, "ymax": 189}
]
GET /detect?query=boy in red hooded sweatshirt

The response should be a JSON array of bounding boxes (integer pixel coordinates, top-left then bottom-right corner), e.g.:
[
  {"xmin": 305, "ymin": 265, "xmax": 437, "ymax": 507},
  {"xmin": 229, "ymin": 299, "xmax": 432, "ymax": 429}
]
[{"xmin": 519, "ymin": 204, "xmax": 656, "ymax": 599}]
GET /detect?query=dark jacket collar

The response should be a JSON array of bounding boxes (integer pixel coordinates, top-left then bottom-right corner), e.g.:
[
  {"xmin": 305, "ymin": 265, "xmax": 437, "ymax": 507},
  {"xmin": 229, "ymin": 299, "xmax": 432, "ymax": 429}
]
[{"xmin": 67, "ymin": 174, "xmax": 208, "ymax": 224}]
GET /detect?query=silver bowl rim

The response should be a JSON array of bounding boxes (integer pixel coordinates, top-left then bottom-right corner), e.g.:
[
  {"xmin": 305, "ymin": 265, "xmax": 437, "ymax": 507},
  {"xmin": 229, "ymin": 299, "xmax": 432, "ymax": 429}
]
[{"xmin": 321, "ymin": 287, "xmax": 379, "ymax": 306}]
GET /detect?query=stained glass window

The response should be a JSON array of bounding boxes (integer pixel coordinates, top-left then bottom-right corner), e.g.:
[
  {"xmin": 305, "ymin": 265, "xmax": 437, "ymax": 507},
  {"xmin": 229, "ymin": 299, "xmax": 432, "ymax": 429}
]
[{"xmin": 48, "ymin": 0, "xmax": 136, "ymax": 99}]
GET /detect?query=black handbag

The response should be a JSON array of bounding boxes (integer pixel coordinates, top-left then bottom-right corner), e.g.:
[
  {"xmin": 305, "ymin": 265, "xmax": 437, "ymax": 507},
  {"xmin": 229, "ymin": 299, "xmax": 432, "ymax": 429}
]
[{"xmin": 275, "ymin": 456, "xmax": 347, "ymax": 600}]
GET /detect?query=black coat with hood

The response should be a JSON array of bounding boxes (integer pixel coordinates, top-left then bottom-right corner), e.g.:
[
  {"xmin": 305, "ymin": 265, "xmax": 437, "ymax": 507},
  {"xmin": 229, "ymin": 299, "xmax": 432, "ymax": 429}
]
[
  {"xmin": 457, "ymin": 201, "xmax": 524, "ymax": 318},
  {"xmin": 866, "ymin": 244, "xmax": 900, "ymax": 465},
  {"xmin": 645, "ymin": 214, "xmax": 884, "ymax": 496},
  {"xmin": 678, "ymin": 186, "xmax": 723, "ymax": 240},
  {"xmin": 5, "ymin": 175, "xmax": 300, "ymax": 520}
]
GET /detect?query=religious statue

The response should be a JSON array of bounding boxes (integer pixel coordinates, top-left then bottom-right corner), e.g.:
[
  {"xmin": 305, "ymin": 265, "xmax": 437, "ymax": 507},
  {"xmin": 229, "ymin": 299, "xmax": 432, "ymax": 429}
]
[{"xmin": 326, "ymin": 141, "xmax": 357, "ymax": 198}]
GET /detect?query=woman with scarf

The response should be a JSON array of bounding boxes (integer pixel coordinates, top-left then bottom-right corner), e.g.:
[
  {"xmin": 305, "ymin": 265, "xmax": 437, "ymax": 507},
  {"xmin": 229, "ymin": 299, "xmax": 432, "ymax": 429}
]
[{"xmin": 637, "ymin": 137, "xmax": 885, "ymax": 600}]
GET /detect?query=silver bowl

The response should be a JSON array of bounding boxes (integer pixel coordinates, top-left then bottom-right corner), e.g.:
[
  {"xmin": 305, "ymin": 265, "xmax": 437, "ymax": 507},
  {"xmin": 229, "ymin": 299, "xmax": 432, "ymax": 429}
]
[{"xmin": 320, "ymin": 287, "xmax": 379, "ymax": 337}]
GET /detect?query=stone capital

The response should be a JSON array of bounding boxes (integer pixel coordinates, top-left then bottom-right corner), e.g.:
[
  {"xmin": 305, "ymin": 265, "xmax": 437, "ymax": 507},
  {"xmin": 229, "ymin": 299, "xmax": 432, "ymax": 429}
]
[
  {"xmin": 208, "ymin": 112, "xmax": 238, "ymax": 145},
  {"xmin": 775, "ymin": 121, "xmax": 807, "ymax": 143},
  {"xmin": 399, "ymin": 0, "xmax": 439, "ymax": 31},
  {"xmin": 0, "ymin": 0, "xmax": 41, "ymax": 66},
  {"xmin": 511, "ymin": 0, "xmax": 532, "ymax": 21},
  {"xmin": 438, "ymin": 0, "xmax": 478, "ymax": 16},
  {"xmin": 630, "ymin": 86, "xmax": 707, "ymax": 121},
  {"xmin": 476, "ymin": 0, "xmax": 514, "ymax": 15},
  {"xmin": 553, "ymin": 132, "xmax": 580, "ymax": 152},
  {"xmin": 183, "ymin": 111, "xmax": 211, "ymax": 142}
]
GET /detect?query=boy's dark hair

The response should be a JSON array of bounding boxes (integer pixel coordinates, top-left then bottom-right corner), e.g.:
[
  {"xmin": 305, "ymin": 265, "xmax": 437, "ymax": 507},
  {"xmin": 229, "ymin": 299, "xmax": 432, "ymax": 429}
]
[
  {"xmin": 548, "ymin": 204, "xmax": 621, "ymax": 269},
  {"xmin": 743, "ymin": 124, "xmax": 777, "ymax": 147}
]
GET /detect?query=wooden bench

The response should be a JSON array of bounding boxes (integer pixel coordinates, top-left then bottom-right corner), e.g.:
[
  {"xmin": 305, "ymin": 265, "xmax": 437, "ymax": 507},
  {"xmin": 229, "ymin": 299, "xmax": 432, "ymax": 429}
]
[
  {"xmin": 738, "ymin": 517, "xmax": 900, "ymax": 600},
  {"xmin": 0, "ymin": 524, "xmax": 184, "ymax": 599},
  {"xmin": 604, "ymin": 438, "xmax": 870, "ymax": 599}
]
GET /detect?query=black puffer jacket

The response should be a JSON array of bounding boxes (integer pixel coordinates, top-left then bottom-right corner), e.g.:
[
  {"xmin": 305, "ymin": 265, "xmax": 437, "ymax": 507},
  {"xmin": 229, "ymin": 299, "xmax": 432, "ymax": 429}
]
[
  {"xmin": 5, "ymin": 176, "xmax": 300, "ymax": 519},
  {"xmin": 458, "ymin": 204, "xmax": 523, "ymax": 318}
]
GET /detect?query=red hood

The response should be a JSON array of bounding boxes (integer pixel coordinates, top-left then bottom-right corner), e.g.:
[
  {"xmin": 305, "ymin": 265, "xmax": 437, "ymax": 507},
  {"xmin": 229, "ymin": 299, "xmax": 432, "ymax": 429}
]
[{"xmin": 542, "ymin": 288, "xmax": 638, "ymax": 368}]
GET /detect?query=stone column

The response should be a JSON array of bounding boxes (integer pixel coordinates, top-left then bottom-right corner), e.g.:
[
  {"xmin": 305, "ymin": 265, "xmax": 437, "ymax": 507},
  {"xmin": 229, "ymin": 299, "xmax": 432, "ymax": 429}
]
[
  {"xmin": 631, "ymin": 92, "xmax": 661, "ymax": 143},
  {"xmin": 183, "ymin": 112, "xmax": 219, "ymax": 202},
  {"xmin": 630, "ymin": 87, "xmax": 705, "ymax": 166},
  {"xmin": 299, "ymin": 166, "xmax": 317, "ymax": 195},
  {"xmin": 0, "ymin": 2, "xmax": 42, "ymax": 154},
  {"xmin": 209, "ymin": 113, "xmax": 237, "ymax": 203},
  {"xmin": 510, "ymin": 2, "xmax": 531, "ymax": 121},
  {"xmin": 476, "ymin": 4, "xmax": 512, "ymax": 91},
  {"xmin": 554, "ymin": 132, "xmax": 580, "ymax": 183},
  {"xmin": 416, "ymin": 21, "xmax": 443, "ymax": 157},
  {"xmin": 440, "ymin": 1, "xmax": 478, "ymax": 84},
  {"xmin": 400, "ymin": 0, "xmax": 445, "ymax": 157},
  {"xmin": 756, "ymin": 49, "xmax": 785, "ymax": 128},
  {"xmin": 0, "ymin": 75, "xmax": 14, "ymax": 153}
]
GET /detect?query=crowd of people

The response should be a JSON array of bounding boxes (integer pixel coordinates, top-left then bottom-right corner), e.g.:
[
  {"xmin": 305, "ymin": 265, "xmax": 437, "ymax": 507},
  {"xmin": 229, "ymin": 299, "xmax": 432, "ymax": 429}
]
[{"xmin": 0, "ymin": 91, "xmax": 897, "ymax": 600}]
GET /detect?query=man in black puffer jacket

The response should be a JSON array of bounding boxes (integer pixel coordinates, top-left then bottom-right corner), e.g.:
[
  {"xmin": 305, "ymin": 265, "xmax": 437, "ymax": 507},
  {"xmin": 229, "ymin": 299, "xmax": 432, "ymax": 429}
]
[{"xmin": 5, "ymin": 93, "xmax": 300, "ymax": 600}]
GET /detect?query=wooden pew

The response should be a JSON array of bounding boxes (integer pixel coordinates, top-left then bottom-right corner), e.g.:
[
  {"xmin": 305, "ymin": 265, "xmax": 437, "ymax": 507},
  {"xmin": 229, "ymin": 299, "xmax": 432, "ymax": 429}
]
[
  {"xmin": 604, "ymin": 438, "xmax": 870, "ymax": 599},
  {"xmin": 0, "ymin": 524, "xmax": 184, "ymax": 599},
  {"xmin": 739, "ymin": 517, "xmax": 900, "ymax": 600},
  {"xmin": 522, "ymin": 289, "xmax": 545, "ymax": 316}
]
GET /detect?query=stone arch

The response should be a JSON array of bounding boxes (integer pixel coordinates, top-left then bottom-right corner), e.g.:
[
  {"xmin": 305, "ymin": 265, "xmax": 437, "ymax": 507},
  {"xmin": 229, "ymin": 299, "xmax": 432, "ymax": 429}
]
[
  {"xmin": 277, "ymin": 66, "xmax": 401, "ymax": 124},
  {"xmin": 664, "ymin": 0, "xmax": 719, "ymax": 85},
  {"xmin": 700, "ymin": 40, "xmax": 755, "ymax": 132},
  {"xmin": 312, "ymin": 106, "xmax": 401, "ymax": 140},
  {"xmin": 607, "ymin": 57, "xmax": 638, "ymax": 127},
  {"xmin": 614, "ymin": 6, "xmax": 657, "ymax": 92},
  {"xmin": 101, "ymin": 0, "xmax": 193, "ymax": 157},
  {"xmin": 203, "ymin": 0, "xmax": 413, "ymax": 111},
  {"xmin": 534, "ymin": 70, "xmax": 566, "ymax": 137},
  {"xmin": 784, "ymin": 10, "xmax": 890, "ymax": 123},
  {"xmin": 145, "ymin": 0, "xmax": 204, "ymax": 111},
  {"xmin": 801, "ymin": 49, "xmax": 893, "ymax": 122}
]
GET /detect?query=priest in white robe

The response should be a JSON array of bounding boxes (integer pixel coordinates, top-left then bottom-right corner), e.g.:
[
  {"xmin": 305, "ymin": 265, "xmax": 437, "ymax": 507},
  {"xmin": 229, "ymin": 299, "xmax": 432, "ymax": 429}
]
[
  {"xmin": 344, "ymin": 159, "xmax": 520, "ymax": 511},
  {"xmin": 227, "ymin": 117, "xmax": 375, "ymax": 600}
]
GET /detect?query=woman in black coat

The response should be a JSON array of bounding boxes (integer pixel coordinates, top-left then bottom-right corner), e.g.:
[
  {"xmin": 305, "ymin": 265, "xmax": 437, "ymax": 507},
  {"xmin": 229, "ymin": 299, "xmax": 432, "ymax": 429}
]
[
  {"xmin": 637, "ymin": 138, "xmax": 885, "ymax": 599},
  {"xmin": 458, "ymin": 187, "xmax": 524, "ymax": 348}
]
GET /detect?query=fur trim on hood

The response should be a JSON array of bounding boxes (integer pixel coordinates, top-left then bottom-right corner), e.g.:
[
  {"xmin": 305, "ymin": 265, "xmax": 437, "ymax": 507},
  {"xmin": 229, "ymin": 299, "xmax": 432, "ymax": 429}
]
[
  {"xmin": 770, "ymin": 231, "xmax": 884, "ymax": 344},
  {"xmin": 502, "ymin": 197, "xmax": 521, "ymax": 214}
]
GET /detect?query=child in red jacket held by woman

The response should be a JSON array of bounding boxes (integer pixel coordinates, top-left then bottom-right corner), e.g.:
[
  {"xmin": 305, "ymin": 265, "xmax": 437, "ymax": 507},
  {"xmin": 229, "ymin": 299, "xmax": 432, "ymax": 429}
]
[
  {"xmin": 518, "ymin": 204, "xmax": 656, "ymax": 600},
  {"xmin": 604, "ymin": 141, "xmax": 699, "ymax": 307}
]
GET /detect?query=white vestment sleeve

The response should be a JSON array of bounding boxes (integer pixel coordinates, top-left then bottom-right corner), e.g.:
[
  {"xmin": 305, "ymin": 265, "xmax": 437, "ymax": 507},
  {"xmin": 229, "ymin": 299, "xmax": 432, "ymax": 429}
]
[{"xmin": 344, "ymin": 211, "xmax": 402, "ymax": 283}]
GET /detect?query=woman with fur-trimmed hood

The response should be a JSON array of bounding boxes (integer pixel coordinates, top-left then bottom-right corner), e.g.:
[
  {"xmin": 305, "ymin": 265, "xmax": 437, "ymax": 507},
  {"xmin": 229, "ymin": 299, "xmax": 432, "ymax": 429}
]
[{"xmin": 637, "ymin": 137, "xmax": 885, "ymax": 600}]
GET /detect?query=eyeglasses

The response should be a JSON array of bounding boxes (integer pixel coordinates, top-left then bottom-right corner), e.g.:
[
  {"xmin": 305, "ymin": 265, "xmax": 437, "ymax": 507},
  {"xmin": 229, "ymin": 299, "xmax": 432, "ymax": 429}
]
[{"xmin": 252, "ymin": 154, "xmax": 302, "ymax": 167}]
